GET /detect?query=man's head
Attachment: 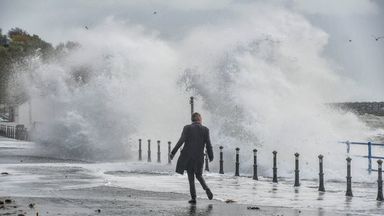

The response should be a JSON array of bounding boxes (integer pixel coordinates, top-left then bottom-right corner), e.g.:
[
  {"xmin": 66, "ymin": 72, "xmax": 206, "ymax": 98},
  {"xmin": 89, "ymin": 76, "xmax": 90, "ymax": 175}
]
[{"xmin": 191, "ymin": 112, "xmax": 202, "ymax": 123}]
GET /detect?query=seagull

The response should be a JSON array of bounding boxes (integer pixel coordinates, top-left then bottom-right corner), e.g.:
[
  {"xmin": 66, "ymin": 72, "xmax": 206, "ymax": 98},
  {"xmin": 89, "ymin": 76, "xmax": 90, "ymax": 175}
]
[
  {"xmin": 375, "ymin": 36, "xmax": 384, "ymax": 41},
  {"xmin": 371, "ymin": 35, "xmax": 384, "ymax": 41},
  {"xmin": 85, "ymin": 26, "xmax": 89, "ymax": 30}
]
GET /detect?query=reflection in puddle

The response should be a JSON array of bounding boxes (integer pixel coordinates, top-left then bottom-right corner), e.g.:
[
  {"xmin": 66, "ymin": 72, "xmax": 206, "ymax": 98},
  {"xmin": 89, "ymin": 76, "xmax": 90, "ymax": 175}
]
[
  {"xmin": 188, "ymin": 204, "xmax": 213, "ymax": 216},
  {"xmin": 317, "ymin": 192, "xmax": 324, "ymax": 201},
  {"xmin": 344, "ymin": 196, "xmax": 352, "ymax": 209}
]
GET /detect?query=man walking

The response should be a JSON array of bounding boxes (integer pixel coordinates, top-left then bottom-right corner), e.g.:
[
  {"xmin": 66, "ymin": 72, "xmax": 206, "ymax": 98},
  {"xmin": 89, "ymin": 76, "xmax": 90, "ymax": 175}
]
[{"xmin": 170, "ymin": 112, "xmax": 214, "ymax": 204}]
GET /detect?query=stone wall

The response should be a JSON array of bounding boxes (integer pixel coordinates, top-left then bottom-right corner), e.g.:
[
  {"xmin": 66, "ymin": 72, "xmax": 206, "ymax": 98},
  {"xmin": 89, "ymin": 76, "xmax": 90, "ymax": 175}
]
[{"xmin": 332, "ymin": 102, "xmax": 384, "ymax": 116}]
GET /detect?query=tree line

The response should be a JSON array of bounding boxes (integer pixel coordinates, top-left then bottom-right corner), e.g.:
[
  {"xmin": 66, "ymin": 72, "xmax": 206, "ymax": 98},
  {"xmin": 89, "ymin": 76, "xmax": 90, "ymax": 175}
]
[{"xmin": 0, "ymin": 27, "xmax": 79, "ymax": 106}]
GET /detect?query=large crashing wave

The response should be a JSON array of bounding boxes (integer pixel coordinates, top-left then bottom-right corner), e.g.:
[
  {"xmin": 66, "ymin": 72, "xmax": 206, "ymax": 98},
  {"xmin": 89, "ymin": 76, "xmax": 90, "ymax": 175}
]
[{"xmin": 11, "ymin": 4, "xmax": 382, "ymax": 179}]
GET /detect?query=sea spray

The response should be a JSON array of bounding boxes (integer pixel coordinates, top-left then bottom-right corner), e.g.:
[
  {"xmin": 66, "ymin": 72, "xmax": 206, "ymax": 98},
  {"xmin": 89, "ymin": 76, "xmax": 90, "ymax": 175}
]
[{"xmin": 9, "ymin": 4, "xmax": 382, "ymax": 180}]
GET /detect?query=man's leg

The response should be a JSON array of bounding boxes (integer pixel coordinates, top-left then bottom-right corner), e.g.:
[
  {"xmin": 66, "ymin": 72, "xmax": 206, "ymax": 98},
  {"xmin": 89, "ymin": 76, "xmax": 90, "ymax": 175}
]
[
  {"xmin": 195, "ymin": 173, "xmax": 208, "ymax": 190},
  {"xmin": 195, "ymin": 172, "xmax": 213, "ymax": 200},
  {"xmin": 187, "ymin": 169, "xmax": 196, "ymax": 201}
]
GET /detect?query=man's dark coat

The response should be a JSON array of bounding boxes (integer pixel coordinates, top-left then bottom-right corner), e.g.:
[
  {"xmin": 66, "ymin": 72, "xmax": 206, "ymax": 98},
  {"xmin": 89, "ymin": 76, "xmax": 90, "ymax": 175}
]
[{"xmin": 171, "ymin": 122, "xmax": 213, "ymax": 175}]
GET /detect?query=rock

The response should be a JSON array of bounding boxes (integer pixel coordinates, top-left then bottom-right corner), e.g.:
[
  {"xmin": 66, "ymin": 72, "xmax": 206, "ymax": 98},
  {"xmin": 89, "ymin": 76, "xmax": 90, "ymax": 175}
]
[
  {"xmin": 5, "ymin": 199, "xmax": 12, "ymax": 204},
  {"xmin": 225, "ymin": 199, "xmax": 235, "ymax": 203},
  {"xmin": 1, "ymin": 172, "xmax": 9, "ymax": 175},
  {"xmin": 96, "ymin": 209, "xmax": 101, "ymax": 213},
  {"xmin": 0, "ymin": 201, "xmax": 4, "ymax": 205},
  {"xmin": 28, "ymin": 203, "xmax": 35, "ymax": 208},
  {"xmin": 247, "ymin": 206, "xmax": 260, "ymax": 210},
  {"xmin": 17, "ymin": 214, "xmax": 25, "ymax": 216}
]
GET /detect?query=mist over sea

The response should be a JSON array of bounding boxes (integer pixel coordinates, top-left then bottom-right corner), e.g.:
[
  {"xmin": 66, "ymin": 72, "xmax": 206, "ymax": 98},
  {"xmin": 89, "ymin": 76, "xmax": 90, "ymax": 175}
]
[{"xmin": 2, "ymin": 1, "xmax": 383, "ymax": 181}]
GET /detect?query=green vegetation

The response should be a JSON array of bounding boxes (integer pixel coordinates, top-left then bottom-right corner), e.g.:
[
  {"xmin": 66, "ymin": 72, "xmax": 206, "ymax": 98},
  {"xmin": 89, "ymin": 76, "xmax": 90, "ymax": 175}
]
[
  {"xmin": 0, "ymin": 27, "xmax": 79, "ymax": 105},
  {"xmin": 0, "ymin": 27, "xmax": 53, "ymax": 104}
]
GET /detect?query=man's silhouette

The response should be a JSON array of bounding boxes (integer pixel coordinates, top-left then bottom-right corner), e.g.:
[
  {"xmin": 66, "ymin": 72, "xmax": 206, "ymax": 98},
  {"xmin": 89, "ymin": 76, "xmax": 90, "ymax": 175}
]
[{"xmin": 170, "ymin": 112, "xmax": 214, "ymax": 204}]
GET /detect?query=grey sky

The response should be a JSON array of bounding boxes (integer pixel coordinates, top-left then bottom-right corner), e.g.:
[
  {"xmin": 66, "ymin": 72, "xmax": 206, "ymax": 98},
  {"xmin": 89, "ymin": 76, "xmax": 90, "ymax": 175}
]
[
  {"xmin": 0, "ymin": 0, "xmax": 383, "ymax": 101},
  {"xmin": 299, "ymin": 0, "xmax": 384, "ymax": 102}
]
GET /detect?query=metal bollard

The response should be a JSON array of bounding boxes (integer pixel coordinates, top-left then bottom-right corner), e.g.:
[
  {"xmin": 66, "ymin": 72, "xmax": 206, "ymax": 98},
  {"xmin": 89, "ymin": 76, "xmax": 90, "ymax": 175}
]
[
  {"xmin": 24, "ymin": 128, "xmax": 28, "ymax": 141},
  {"xmin": 157, "ymin": 140, "xmax": 161, "ymax": 163},
  {"xmin": 272, "ymin": 151, "xmax": 278, "ymax": 183},
  {"xmin": 190, "ymin": 96, "xmax": 194, "ymax": 115},
  {"xmin": 368, "ymin": 142, "xmax": 372, "ymax": 174},
  {"xmin": 345, "ymin": 157, "xmax": 353, "ymax": 197},
  {"xmin": 147, "ymin": 139, "xmax": 151, "ymax": 162},
  {"xmin": 235, "ymin": 148, "xmax": 240, "ymax": 176},
  {"xmin": 294, "ymin": 153, "xmax": 300, "ymax": 187},
  {"xmin": 219, "ymin": 146, "xmax": 224, "ymax": 174},
  {"xmin": 318, "ymin": 155, "xmax": 325, "ymax": 192},
  {"xmin": 377, "ymin": 160, "xmax": 383, "ymax": 201},
  {"xmin": 138, "ymin": 139, "xmax": 142, "ymax": 161},
  {"xmin": 168, "ymin": 141, "xmax": 172, "ymax": 164},
  {"xmin": 205, "ymin": 151, "xmax": 210, "ymax": 172},
  {"xmin": 253, "ymin": 149, "xmax": 258, "ymax": 180}
]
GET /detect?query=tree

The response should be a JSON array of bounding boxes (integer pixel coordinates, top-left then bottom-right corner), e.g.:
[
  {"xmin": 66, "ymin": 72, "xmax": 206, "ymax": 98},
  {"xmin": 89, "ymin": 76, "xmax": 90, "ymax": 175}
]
[
  {"xmin": 0, "ymin": 27, "xmax": 54, "ymax": 104},
  {"xmin": 0, "ymin": 27, "xmax": 82, "ymax": 106}
]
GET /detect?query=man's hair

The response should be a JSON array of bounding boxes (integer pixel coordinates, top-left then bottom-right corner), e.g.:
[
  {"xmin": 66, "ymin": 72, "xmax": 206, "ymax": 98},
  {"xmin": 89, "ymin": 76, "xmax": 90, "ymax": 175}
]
[{"xmin": 191, "ymin": 112, "xmax": 201, "ymax": 122}]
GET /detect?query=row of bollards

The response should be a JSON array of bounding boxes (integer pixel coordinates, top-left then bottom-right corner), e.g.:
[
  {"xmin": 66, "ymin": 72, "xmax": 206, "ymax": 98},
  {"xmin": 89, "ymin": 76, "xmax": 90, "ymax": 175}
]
[
  {"xmin": 137, "ymin": 139, "xmax": 384, "ymax": 201},
  {"xmin": 226, "ymin": 147, "xmax": 383, "ymax": 200},
  {"xmin": 138, "ymin": 139, "xmax": 172, "ymax": 164}
]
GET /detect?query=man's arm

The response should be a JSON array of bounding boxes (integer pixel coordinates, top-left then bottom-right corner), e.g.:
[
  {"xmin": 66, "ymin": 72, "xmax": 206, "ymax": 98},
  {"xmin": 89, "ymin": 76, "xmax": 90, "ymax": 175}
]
[
  {"xmin": 205, "ymin": 128, "xmax": 214, "ymax": 161},
  {"xmin": 170, "ymin": 126, "xmax": 187, "ymax": 159}
]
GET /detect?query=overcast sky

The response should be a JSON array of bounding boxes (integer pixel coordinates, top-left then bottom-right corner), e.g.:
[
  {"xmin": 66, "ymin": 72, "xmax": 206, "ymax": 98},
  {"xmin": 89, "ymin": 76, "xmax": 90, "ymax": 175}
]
[{"xmin": 0, "ymin": 0, "xmax": 383, "ymax": 101}]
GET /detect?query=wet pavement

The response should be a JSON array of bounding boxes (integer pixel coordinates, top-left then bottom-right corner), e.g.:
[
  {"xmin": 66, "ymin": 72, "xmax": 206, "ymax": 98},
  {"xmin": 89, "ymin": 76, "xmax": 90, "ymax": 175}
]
[{"xmin": 0, "ymin": 137, "xmax": 383, "ymax": 215}]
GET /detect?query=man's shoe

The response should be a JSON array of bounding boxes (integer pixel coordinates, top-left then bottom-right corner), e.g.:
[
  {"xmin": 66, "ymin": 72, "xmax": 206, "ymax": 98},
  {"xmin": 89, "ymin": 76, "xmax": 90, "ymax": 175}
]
[
  {"xmin": 206, "ymin": 188, "xmax": 213, "ymax": 200},
  {"xmin": 188, "ymin": 199, "xmax": 196, "ymax": 204}
]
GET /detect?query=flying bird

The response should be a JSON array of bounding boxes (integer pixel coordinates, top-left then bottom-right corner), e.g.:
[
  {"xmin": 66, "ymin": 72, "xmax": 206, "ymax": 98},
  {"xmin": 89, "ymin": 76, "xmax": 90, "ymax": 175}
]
[
  {"xmin": 371, "ymin": 35, "xmax": 384, "ymax": 41},
  {"xmin": 375, "ymin": 36, "xmax": 384, "ymax": 41}
]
